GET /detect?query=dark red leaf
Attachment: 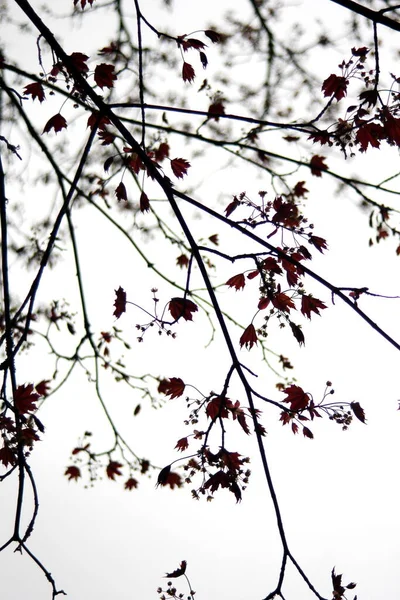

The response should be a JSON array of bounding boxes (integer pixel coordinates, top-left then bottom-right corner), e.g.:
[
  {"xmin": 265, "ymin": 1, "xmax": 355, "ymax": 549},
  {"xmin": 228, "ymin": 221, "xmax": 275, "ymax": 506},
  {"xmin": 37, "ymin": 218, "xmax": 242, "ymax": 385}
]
[
  {"xmin": 65, "ymin": 466, "xmax": 81, "ymax": 481},
  {"xmin": 43, "ymin": 113, "xmax": 67, "ymax": 134},
  {"xmin": 239, "ymin": 324, "xmax": 258, "ymax": 349},
  {"xmin": 226, "ymin": 273, "xmax": 245, "ymax": 290},
  {"xmin": 115, "ymin": 182, "xmax": 127, "ymax": 201},
  {"xmin": 158, "ymin": 377, "xmax": 185, "ymax": 399},
  {"xmin": 94, "ymin": 63, "xmax": 117, "ymax": 89},
  {"xmin": 351, "ymin": 401, "xmax": 367, "ymax": 423},
  {"xmin": 106, "ymin": 461, "xmax": 123, "ymax": 480},
  {"xmin": 170, "ymin": 157, "xmax": 191, "ymax": 179},
  {"xmin": 113, "ymin": 286, "xmax": 126, "ymax": 318},
  {"xmin": 168, "ymin": 297, "xmax": 198, "ymax": 321},
  {"xmin": 23, "ymin": 82, "xmax": 45, "ymax": 102},
  {"xmin": 182, "ymin": 62, "xmax": 195, "ymax": 83},
  {"xmin": 165, "ymin": 561, "xmax": 187, "ymax": 578}
]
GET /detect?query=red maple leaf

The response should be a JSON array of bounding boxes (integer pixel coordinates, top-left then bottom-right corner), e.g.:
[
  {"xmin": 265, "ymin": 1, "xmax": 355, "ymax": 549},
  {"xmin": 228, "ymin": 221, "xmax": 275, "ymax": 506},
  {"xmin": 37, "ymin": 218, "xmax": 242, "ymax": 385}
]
[
  {"xmin": 165, "ymin": 560, "xmax": 187, "ymax": 578},
  {"xmin": 293, "ymin": 181, "xmax": 308, "ymax": 198},
  {"xmin": 124, "ymin": 477, "xmax": 138, "ymax": 490},
  {"xmin": 23, "ymin": 82, "xmax": 45, "ymax": 102},
  {"xmin": 168, "ymin": 297, "xmax": 198, "ymax": 321},
  {"xmin": 154, "ymin": 142, "xmax": 170, "ymax": 162},
  {"xmin": 351, "ymin": 401, "xmax": 367, "ymax": 423},
  {"xmin": 115, "ymin": 182, "xmax": 127, "ymax": 201},
  {"xmin": 140, "ymin": 191, "xmax": 150, "ymax": 212},
  {"xmin": 310, "ymin": 155, "xmax": 328, "ymax": 176},
  {"xmin": 309, "ymin": 235, "xmax": 328, "ymax": 253},
  {"xmin": 289, "ymin": 321, "xmax": 305, "ymax": 346},
  {"xmin": 182, "ymin": 61, "xmax": 195, "ymax": 83},
  {"xmin": 321, "ymin": 74, "xmax": 348, "ymax": 101},
  {"xmin": 301, "ymin": 295, "xmax": 327, "ymax": 319},
  {"xmin": 158, "ymin": 377, "xmax": 185, "ymax": 399},
  {"xmin": 14, "ymin": 384, "xmax": 39, "ymax": 414},
  {"xmin": 208, "ymin": 100, "xmax": 225, "ymax": 121},
  {"xmin": 239, "ymin": 324, "xmax": 258, "ymax": 349},
  {"xmin": 205, "ymin": 30, "xmax": 221, "ymax": 43},
  {"xmin": 170, "ymin": 157, "xmax": 191, "ymax": 178},
  {"xmin": 164, "ymin": 471, "xmax": 182, "ymax": 489},
  {"xmin": 35, "ymin": 380, "xmax": 51, "ymax": 396},
  {"xmin": 355, "ymin": 121, "xmax": 384, "ymax": 151},
  {"xmin": 106, "ymin": 461, "xmax": 123, "ymax": 480},
  {"xmin": 176, "ymin": 254, "xmax": 189, "ymax": 268},
  {"xmin": 69, "ymin": 52, "xmax": 89, "ymax": 74},
  {"xmin": 302, "ymin": 426, "xmax": 314, "ymax": 439},
  {"xmin": 206, "ymin": 396, "xmax": 231, "ymax": 420},
  {"xmin": 226, "ymin": 273, "xmax": 245, "ymax": 290},
  {"xmin": 282, "ymin": 384, "xmax": 310, "ymax": 411},
  {"xmin": 65, "ymin": 466, "xmax": 81, "ymax": 481},
  {"xmin": 225, "ymin": 198, "xmax": 240, "ymax": 217},
  {"xmin": 271, "ymin": 292, "xmax": 295, "ymax": 313},
  {"xmin": 43, "ymin": 113, "xmax": 67, "ymax": 134},
  {"xmin": 0, "ymin": 443, "xmax": 16, "ymax": 467},
  {"xmin": 94, "ymin": 63, "xmax": 117, "ymax": 89},
  {"xmin": 204, "ymin": 470, "xmax": 230, "ymax": 493},
  {"xmin": 175, "ymin": 437, "xmax": 189, "ymax": 452},
  {"xmin": 113, "ymin": 286, "xmax": 126, "ymax": 318}
]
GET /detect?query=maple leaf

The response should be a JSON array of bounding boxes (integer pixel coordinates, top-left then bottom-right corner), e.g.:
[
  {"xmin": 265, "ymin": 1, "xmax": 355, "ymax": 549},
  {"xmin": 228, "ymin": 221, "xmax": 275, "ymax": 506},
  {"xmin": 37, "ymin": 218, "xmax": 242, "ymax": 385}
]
[
  {"xmin": 43, "ymin": 113, "xmax": 67, "ymax": 134},
  {"xmin": 23, "ymin": 82, "xmax": 45, "ymax": 102},
  {"xmin": 200, "ymin": 52, "xmax": 208, "ymax": 69},
  {"xmin": 94, "ymin": 63, "xmax": 117, "ymax": 89},
  {"xmin": 176, "ymin": 253, "xmax": 189, "ymax": 268},
  {"xmin": 175, "ymin": 437, "xmax": 189, "ymax": 451},
  {"xmin": 206, "ymin": 396, "xmax": 231, "ymax": 420},
  {"xmin": 309, "ymin": 235, "xmax": 328, "ymax": 253},
  {"xmin": 262, "ymin": 257, "xmax": 282, "ymax": 274},
  {"xmin": 113, "ymin": 286, "xmax": 126, "ymax": 318},
  {"xmin": 69, "ymin": 52, "xmax": 89, "ymax": 74},
  {"xmin": 170, "ymin": 157, "xmax": 191, "ymax": 179},
  {"xmin": 65, "ymin": 466, "xmax": 81, "ymax": 481},
  {"xmin": 350, "ymin": 401, "xmax": 367, "ymax": 423},
  {"xmin": 182, "ymin": 61, "xmax": 195, "ymax": 83},
  {"xmin": 321, "ymin": 74, "xmax": 348, "ymax": 100},
  {"xmin": 225, "ymin": 198, "xmax": 240, "ymax": 217},
  {"xmin": 87, "ymin": 111, "xmax": 111, "ymax": 130},
  {"xmin": 258, "ymin": 297, "xmax": 270, "ymax": 310},
  {"xmin": 239, "ymin": 324, "xmax": 258, "ymax": 350},
  {"xmin": 106, "ymin": 461, "xmax": 123, "ymax": 480},
  {"xmin": 165, "ymin": 561, "xmax": 187, "ymax": 578},
  {"xmin": 98, "ymin": 129, "xmax": 115, "ymax": 145},
  {"xmin": 301, "ymin": 295, "xmax": 327, "ymax": 319},
  {"xmin": 140, "ymin": 191, "xmax": 150, "ymax": 212},
  {"xmin": 165, "ymin": 471, "xmax": 182, "ymax": 489},
  {"xmin": 158, "ymin": 377, "xmax": 185, "ymax": 399},
  {"xmin": 204, "ymin": 30, "xmax": 221, "ymax": 43},
  {"xmin": 272, "ymin": 292, "xmax": 296, "ymax": 313},
  {"xmin": 310, "ymin": 155, "xmax": 328, "ymax": 176},
  {"xmin": 209, "ymin": 234, "xmax": 219, "ymax": 245},
  {"xmin": 282, "ymin": 384, "xmax": 310, "ymax": 411},
  {"xmin": 154, "ymin": 142, "xmax": 170, "ymax": 162},
  {"xmin": 221, "ymin": 450, "xmax": 243, "ymax": 472},
  {"xmin": 14, "ymin": 384, "xmax": 39, "ymax": 414},
  {"xmin": 0, "ymin": 443, "xmax": 16, "ymax": 467},
  {"xmin": 115, "ymin": 182, "xmax": 127, "ymax": 201},
  {"xmin": 204, "ymin": 470, "xmax": 230, "ymax": 493},
  {"xmin": 168, "ymin": 297, "xmax": 198, "ymax": 321},
  {"xmin": 226, "ymin": 273, "xmax": 245, "ymax": 291},
  {"xmin": 208, "ymin": 100, "xmax": 225, "ymax": 121},
  {"xmin": 355, "ymin": 121, "xmax": 383, "ymax": 151},
  {"xmin": 302, "ymin": 426, "xmax": 314, "ymax": 439},
  {"xmin": 124, "ymin": 477, "xmax": 138, "ymax": 490},
  {"xmin": 35, "ymin": 380, "xmax": 51, "ymax": 396},
  {"xmin": 291, "ymin": 181, "xmax": 307, "ymax": 197},
  {"xmin": 289, "ymin": 321, "xmax": 305, "ymax": 346}
]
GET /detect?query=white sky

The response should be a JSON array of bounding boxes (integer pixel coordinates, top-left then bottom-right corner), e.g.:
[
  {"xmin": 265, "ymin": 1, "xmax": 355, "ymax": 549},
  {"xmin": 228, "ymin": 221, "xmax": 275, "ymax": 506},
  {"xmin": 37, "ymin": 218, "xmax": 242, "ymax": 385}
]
[{"xmin": 1, "ymin": 1, "xmax": 400, "ymax": 599}]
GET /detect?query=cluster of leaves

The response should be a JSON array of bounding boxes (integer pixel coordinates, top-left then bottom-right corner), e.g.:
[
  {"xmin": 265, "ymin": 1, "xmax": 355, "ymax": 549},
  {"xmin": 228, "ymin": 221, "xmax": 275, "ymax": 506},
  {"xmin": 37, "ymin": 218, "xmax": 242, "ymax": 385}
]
[
  {"xmin": 223, "ymin": 187, "xmax": 328, "ymax": 348},
  {"xmin": 0, "ymin": 382, "xmax": 49, "ymax": 469}
]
